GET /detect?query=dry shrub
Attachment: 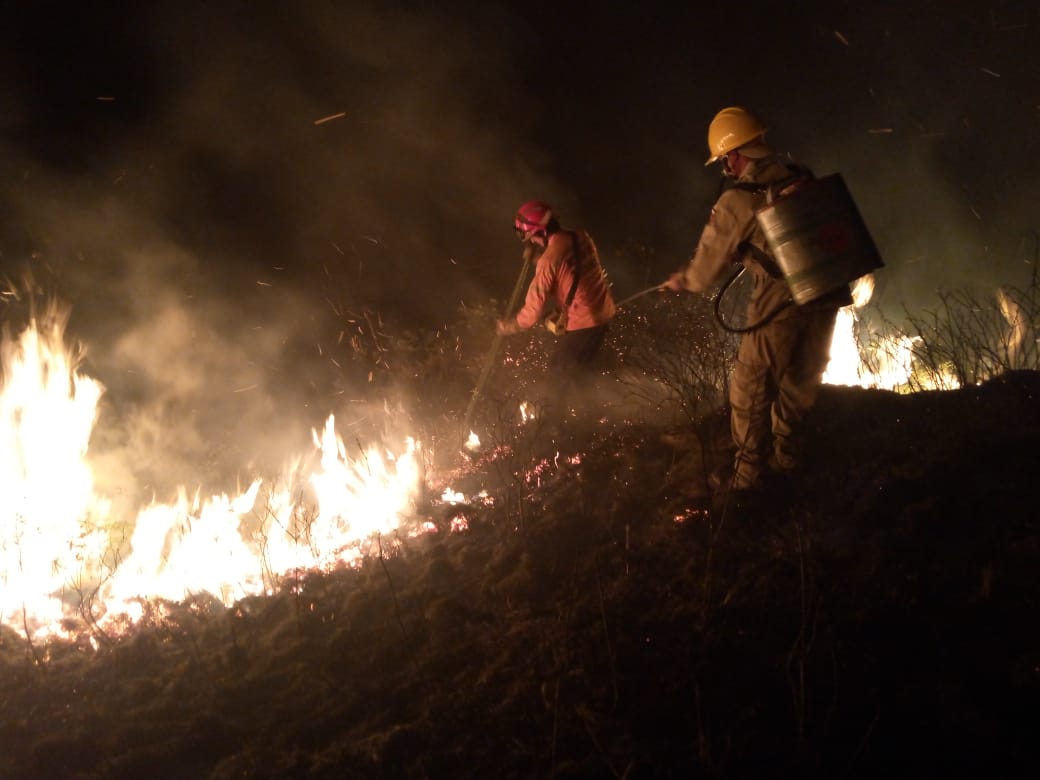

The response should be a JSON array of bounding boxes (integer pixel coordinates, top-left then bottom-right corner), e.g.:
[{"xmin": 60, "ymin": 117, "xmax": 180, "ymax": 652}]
[{"xmin": 864, "ymin": 279, "xmax": 1040, "ymax": 390}]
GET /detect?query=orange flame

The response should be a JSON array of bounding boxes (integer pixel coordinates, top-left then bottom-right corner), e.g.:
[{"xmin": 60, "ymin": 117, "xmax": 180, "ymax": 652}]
[
  {"xmin": 1, "ymin": 309, "xmax": 425, "ymax": 641},
  {"xmin": 823, "ymin": 275, "xmax": 961, "ymax": 391}
]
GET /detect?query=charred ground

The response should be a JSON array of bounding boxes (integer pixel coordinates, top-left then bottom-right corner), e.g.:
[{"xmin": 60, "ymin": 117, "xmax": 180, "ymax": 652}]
[{"xmin": 1, "ymin": 358, "xmax": 1039, "ymax": 779}]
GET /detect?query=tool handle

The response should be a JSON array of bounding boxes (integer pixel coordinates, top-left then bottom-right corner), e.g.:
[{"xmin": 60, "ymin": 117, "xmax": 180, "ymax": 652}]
[
  {"xmin": 615, "ymin": 284, "xmax": 666, "ymax": 309},
  {"xmin": 460, "ymin": 254, "xmax": 533, "ymax": 436}
]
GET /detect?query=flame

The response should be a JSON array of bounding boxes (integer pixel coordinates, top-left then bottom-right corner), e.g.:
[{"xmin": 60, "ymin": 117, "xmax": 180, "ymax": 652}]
[
  {"xmin": 519, "ymin": 400, "xmax": 535, "ymax": 423},
  {"xmin": 1, "ymin": 310, "xmax": 110, "ymax": 632},
  {"xmin": 850, "ymin": 273, "xmax": 875, "ymax": 308},
  {"xmin": 441, "ymin": 487, "xmax": 466, "ymax": 504},
  {"xmin": 6, "ymin": 273, "xmax": 1017, "ymax": 640},
  {"xmin": 821, "ymin": 305, "xmax": 864, "ymax": 387},
  {"xmin": 1, "ymin": 311, "xmax": 425, "ymax": 641},
  {"xmin": 823, "ymin": 275, "xmax": 961, "ymax": 391},
  {"xmin": 997, "ymin": 287, "xmax": 1030, "ymax": 368}
]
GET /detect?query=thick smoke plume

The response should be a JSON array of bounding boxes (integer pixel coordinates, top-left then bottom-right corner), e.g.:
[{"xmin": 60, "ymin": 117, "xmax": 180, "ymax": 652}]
[{"xmin": 0, "ymin": 1, "xmax": 1036, "ymax": 502}]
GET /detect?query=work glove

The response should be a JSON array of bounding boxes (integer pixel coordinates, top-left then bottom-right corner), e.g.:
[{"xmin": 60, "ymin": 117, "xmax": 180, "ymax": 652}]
[
  {"xmin": 496, "ymin": 318, "xmax": 520, "ymax": 336},
  {"xmin": 663, "ymin": 271, "xmax": 687, "ymax": 292}
]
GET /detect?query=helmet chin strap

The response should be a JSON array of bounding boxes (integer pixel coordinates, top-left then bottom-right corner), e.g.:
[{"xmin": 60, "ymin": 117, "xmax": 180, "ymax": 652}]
[{"xmin": 721, "ymin": 150, "xmax": 754, "ymax": 179}]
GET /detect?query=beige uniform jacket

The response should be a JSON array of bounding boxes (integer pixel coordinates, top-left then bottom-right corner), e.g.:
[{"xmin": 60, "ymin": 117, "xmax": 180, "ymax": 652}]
[{"xmin": 680, "ymin": 155, "xmax": 812, "ymax": 324}]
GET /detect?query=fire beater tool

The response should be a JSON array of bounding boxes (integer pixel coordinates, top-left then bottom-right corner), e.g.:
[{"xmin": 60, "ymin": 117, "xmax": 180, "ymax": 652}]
[
  {"xmin": 460, "ymin": 249, "xmax": 534, "ymax": 439},
  {"xmin": 459, "ymin": 277, "xmax": 661, "ymax": 447}
]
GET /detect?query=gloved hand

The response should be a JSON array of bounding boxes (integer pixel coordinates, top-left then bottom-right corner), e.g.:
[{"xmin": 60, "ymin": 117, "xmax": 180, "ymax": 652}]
[
  {"xmin": 662, "ymin": 271, "xmax": 686, "ymax": 292},
  {"xmin": 496, "ymin": 318, "xmax": 520, "ymax": 336}
]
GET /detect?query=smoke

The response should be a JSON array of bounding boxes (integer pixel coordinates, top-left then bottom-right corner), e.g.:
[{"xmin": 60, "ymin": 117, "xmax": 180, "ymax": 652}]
[
  {"xmin": 0, "ymin": 1, "xmax": 1036, "ymax": 505},
  {"xmin": 0, "ymin": 2, "xmax": 566, "ymax": 504},
  {"xmin": 748, "ymin": 2, "xmax": 1040, "ymax": 320}
]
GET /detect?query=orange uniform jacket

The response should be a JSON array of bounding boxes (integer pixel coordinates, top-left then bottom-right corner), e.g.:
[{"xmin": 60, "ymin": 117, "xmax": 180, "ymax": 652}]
[{"xmin": 514, "ymin": 230, "xmax": 616, "ymax": 332}]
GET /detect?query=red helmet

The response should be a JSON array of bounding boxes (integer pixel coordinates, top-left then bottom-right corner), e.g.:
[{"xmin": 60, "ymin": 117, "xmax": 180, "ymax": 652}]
[{"xmin": 514, "ymin": 200, "xmax": 553, "ymax": 241}]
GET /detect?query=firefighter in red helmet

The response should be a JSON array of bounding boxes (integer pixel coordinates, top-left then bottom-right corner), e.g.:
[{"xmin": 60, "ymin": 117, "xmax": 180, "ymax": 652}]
[
  {"xmin": 664, "ymin": 107, "xmax": 852, "ymax": 502},
  {"xmin": 498, "ymin": 200, "xmax": 616, "ymax": 436}
]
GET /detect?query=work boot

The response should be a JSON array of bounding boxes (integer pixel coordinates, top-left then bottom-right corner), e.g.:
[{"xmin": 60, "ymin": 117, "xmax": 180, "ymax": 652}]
[
  {"xmin": 707, "ymin": 462, "xmax": 735, "ymax": 493},
  {"xmin": 767, "ymin": 452, "xmax": 797, "ymax": 474}
]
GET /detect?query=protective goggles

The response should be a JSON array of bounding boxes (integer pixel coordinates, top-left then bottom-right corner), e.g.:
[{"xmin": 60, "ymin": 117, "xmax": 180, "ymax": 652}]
[{"xmin": 514, "ymin": 218, "xmax": 537, "ymax": 239}]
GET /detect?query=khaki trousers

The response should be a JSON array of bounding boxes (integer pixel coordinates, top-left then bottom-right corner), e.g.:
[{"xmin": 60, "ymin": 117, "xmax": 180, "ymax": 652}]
[{"xmin": 729, "ymin": 307, "xmax": 838, "ymax": 489}]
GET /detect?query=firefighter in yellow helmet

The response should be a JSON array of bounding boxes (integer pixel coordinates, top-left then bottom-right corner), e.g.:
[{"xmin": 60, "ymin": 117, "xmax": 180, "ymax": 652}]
[{"xmin": 664, "ymin": 107, "xmax": 852, "ymax": 501}]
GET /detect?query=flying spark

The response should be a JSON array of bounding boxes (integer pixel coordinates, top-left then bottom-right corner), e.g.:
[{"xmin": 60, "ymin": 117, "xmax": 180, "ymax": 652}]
[{"xmin": 314, "ymin": 111, "xmax": 347, "ymax": 125}]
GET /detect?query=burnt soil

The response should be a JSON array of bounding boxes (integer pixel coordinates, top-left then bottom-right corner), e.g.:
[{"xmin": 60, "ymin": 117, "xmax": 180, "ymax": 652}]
[{"xmin": 2, "ymin": 371, "xmax": 1039, "ymax": 779}]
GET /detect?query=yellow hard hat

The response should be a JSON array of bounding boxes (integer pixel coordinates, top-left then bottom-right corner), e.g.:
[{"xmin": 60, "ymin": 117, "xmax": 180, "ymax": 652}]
[{"xmin": 705, "ymin": 106, "xmax": 767, "ymax": 165}]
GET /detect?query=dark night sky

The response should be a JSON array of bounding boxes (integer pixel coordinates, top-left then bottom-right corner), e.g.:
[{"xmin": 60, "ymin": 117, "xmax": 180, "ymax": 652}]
[{"xmin": 0, "ymin": 0, "xmax": 1037, "ymax": 488}]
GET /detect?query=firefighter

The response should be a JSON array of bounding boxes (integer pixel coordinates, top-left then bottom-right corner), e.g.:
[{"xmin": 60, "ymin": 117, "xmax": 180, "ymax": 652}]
[
  {"xmin": 664, "ymin": 107, "xmax": 852, "ymax": 498},
  {"xmin": 497, "ymin": 200, "xmax": 617, "ymax": 436}
]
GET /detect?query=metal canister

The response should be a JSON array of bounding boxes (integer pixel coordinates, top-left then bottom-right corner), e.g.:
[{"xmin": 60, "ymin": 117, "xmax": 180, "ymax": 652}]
[{"xmin": 755, "ymin": 173, "xmax": 883, "ymax": 305}]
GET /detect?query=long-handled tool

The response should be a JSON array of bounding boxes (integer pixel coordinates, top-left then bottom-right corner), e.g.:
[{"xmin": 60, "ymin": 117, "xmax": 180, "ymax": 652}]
[
  {"xmin": 460, "ymin": 252, "xmax": 533, "ymax": 438},
  {"xmin": 460, "ymin": 277, "xmax": 662, "ymax": 442},
  {"xmin": 614, "ymin": 283, "xmax": 665, "ymax": 309}
]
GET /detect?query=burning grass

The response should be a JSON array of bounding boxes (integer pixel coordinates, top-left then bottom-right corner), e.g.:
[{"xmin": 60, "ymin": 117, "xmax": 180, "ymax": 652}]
[{"xmin": 1, "ymin": 273, "xmax": 1040, "ymax": 777}]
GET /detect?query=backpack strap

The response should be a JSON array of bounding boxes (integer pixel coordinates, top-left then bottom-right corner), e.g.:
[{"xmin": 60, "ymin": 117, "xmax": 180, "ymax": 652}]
[
  {"xmin": 724, "ymin": 163, "xmax": 811, "ymax": 197},
  {"xmin": 544, "ymin": 231, "xmax": 583, "ymax": 336},
  {"xmin": 737, "ymin": 240, "xmax": 785, "ymax": 279},
  {"xmin": 562, "ymin": 231, "xmax": 581, "ymax": 309},
  {"xmin": 728, "ymin": 163, "xmax": 814, "ymax": 278}
]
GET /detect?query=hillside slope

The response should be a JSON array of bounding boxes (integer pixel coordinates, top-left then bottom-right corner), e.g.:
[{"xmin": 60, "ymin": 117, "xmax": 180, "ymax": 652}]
[{"xmin": 2, "ymin": 372, "xmax": 1039, "ymax": 780}]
